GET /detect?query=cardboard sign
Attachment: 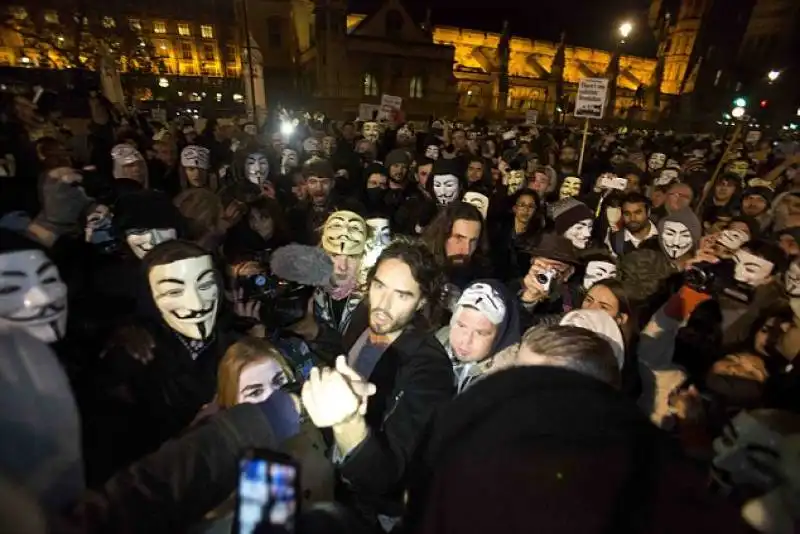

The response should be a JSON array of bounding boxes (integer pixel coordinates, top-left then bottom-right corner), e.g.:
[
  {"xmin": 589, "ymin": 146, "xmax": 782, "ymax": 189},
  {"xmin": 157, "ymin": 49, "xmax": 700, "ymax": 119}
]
[
  {"xmin": 574, "ymin": 77, "xmax": 610, "ymax": 119},
  {"xmin": 525, "ymin": 110, "xmax": 538, "ymax": 125}
]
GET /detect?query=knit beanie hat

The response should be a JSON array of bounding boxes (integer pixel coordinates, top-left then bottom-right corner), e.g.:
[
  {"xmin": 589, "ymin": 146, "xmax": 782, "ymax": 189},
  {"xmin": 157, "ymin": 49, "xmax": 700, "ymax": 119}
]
[
  {"xmin": 550, "ymin": 198, "xmax": 593, "ymax": 235},
  {"xmin": 432, "ymin": 157, "xmax": 463, "ymax": 178},
  {"xmin": 114, "ymin": 190, "xmax": 184, "ymax": 233},
  {"xmin": 385, "ymin": 149, "xmax": 411, "ymax": 168},
  {"xmin": 742, "ymin": 186, "xmax": 775, "ymax": 205}
]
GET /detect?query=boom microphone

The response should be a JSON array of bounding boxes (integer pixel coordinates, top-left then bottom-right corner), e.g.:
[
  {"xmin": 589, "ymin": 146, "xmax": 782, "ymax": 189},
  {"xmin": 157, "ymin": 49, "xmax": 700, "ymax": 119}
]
[{"xmin": 270, "ymin": 244, "xmax": 333, "ymax": 287}]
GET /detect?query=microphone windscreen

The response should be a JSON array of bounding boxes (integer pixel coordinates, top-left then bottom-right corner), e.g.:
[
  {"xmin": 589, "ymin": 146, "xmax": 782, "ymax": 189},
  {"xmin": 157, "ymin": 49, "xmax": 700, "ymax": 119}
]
[{"xmin": 270, "ymin": 244, "xmax": 333, "ymax": 287}]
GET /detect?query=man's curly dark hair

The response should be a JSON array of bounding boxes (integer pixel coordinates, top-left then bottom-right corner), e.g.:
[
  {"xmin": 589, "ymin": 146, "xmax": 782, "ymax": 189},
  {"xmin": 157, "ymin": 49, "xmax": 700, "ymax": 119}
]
[{"xmin": 366, "ymin": 238, "xmax": 445, "ymax": 331}]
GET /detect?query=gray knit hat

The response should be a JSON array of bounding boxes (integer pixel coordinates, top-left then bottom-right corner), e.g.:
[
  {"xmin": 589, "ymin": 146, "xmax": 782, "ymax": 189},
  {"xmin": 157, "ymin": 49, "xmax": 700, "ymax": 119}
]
[{"xmin": 549, "ymin": 198, "xmax": 593, "ymax": 235}]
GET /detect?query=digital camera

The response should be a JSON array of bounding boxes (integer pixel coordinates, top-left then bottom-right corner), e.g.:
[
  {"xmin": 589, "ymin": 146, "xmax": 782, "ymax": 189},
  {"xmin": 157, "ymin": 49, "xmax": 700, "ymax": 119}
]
[{"xmin": 684, "ymin": 259, "xmax": 753, "ymax": 303}]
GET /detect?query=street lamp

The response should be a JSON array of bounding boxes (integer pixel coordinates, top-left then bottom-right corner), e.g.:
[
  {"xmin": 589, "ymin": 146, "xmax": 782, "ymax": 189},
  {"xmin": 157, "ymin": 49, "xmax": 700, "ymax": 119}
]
[
  {"xmin": 619, "ymin": 22, "xmax": 633, "ymax": 41},
  {"xmin": 731, "ymin": 106, "xmax": 746, "ymax": 119},
  {"xmin": 767, "ymin": 70, "xmax": 781, "ymax": 83}
]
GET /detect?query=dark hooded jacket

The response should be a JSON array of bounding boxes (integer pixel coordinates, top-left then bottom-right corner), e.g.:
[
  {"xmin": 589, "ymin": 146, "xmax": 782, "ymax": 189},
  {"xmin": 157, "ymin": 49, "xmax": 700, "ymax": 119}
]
[{"xmin": 436, "ymin": 279, "xmax": 521, "ymax": 392}]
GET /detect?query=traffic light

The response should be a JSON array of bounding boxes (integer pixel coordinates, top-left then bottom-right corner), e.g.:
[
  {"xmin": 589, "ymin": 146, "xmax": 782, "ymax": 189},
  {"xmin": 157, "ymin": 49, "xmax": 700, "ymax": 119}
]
[
  {"xmin": 760, "ymin": 99, "xmax": 769, "ymax": 108},
  {"xmin": 734, "ymin": 97, "xmax": 747, "ymax": 108}
]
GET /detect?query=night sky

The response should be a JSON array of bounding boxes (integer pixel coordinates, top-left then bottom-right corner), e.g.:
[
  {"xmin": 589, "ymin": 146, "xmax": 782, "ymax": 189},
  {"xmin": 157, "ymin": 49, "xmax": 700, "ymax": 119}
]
[{"xmin": 349, "ymin": 0, "xmax": 658, "ymax": 56}]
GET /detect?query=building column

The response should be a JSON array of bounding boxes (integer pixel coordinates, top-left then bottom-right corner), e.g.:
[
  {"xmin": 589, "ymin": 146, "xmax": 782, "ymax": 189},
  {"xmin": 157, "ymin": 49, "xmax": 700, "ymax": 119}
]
[{"xmin": 242, "ymin": 35, "xmax": 267, "ymax": 124}]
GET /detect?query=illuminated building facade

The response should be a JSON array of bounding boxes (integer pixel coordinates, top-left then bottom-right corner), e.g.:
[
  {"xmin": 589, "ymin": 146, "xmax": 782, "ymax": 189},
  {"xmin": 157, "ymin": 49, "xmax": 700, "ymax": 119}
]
[{"xmin": 0, "ymin": 1, "xmax": 245, "ymax": 111}]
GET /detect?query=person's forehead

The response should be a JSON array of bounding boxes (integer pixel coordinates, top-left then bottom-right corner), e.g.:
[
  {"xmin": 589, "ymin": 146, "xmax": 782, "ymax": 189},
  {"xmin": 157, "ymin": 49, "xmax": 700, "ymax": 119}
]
[
  {"xmin": 588, "ymin": 284, "xmax": 615, "ymax": 301},
  {"xmin": 451, "ymin": 218, "xmax": 481, "ymax": 236},
  {"xmin": 375, "ymin": 259, "xmax": 419, "ymax": 292},
  {"xmin": 455, "ymin": 306, "xmax": 495, "ymax": 327}
]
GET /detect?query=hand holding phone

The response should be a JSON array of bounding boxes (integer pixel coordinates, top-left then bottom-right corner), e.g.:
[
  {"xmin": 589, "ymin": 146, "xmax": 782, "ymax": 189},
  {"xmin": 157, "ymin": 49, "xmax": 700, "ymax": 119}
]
[{"xmin": 236, "ymin": 450, "xmax": 300, "ymax": 534}]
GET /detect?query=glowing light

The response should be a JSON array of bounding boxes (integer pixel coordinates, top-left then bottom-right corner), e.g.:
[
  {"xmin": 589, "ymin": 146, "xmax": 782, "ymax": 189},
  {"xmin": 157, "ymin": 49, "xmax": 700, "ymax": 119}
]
[
  {"xmin": 731, "ymin": 106, "xmax": 745, "ymax": 119},
  {"xmin": 158, "ymin": 77, "xmax": 169, "ymax": 88},
  {"xmin": 734, "ymin": 98, "xmax": 747, "ymax": 108},
  {"xmin": 467, "ymin": 90, "xmax": 473, "ymax": 96},
  {"xmin": 767, "ymin": 70, "xmax": 781, "ymax": 82},
  {"xmin": 216, "ymin": 93, "xmax": 222, "ymax": 102},
  {"xmin": 20, "ymin": 57, "xmax": 30, "ymax": 64},
  {"xmin": 280, "ymin": 121, "xmax": 295, "ymax": 136},
  {"xmin": 233, "ymin": 93, "xmax": 243, "ymax": 102},
  {"xmin": 619, "ymin": 22, "xmax": 633, "ymax": 39}
]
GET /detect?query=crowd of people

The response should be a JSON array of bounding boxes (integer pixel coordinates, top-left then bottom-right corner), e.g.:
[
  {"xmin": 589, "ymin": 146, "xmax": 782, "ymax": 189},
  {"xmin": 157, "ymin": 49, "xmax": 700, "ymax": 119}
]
[{"xmin": 2, "ymin": 86, "xmax": 800, "ymax": 534}]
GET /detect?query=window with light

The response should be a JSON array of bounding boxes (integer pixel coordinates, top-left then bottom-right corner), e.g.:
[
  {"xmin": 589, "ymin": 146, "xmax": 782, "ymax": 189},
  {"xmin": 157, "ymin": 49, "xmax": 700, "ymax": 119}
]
[
  {"xmin": 201, "ymin": 25, "xmax": 214, "ymax": 39},
  {"xmin": 363, "ymin": 73, "xmax": 378, "ymax": 96},
  {"xmin": 178, "ymin": 23, "xmax": 191, "ymax": 36},
  {"xmin": 409, "ymin": 76, "xmax": 423, "ymax": 99},
  {"xmin": 153, "ymin": 21, "xmax": 167, "ymax": 34},
  {"xmin": 44, "ymin": 11, "xmax": 58, "ymax": 24},
  {"xmin": 129, "ymin": 19, "xmax": 141, "ymax": 31},
  {"xmin": 102, "ymin": 17, "xmax": 116, "ymax": 29}
]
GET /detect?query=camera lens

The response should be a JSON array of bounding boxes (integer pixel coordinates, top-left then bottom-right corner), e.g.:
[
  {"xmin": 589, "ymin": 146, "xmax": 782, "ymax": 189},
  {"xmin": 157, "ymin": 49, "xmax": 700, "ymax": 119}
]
[
  {"xmin": 255, "ymin": 275, "xmax": 266, "ymax": 287},
  {"xmin": 536, "ymin": 272, "xmax": 551, "ymax": 285}
]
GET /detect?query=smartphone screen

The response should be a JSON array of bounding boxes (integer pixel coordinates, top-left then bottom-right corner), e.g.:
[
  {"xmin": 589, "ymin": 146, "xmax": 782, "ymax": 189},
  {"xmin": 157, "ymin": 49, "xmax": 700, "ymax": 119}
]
[{"xmin": 236, "ymin": 451, "xmax": 299, "ymax": 534}]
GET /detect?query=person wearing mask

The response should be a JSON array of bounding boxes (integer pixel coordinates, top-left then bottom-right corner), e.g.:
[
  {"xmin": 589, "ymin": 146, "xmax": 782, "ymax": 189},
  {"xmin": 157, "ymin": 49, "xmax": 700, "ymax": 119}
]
[
  {"xmin": 294, "ymin": 240, "xmax": 454, "ymax": 529},
  {"xmin": 421, "ymin": 202, "xmax": 492, "ymax": 290},
  {"xmin": 436, "ymin": 280, "xmax": 521, "ymax": 393},
  {"xmin": 550, "ymin": 197, "xmax": 594, "ymax": 251},
  {"xmin": 110, "ymin": 144, "xmax": 149, "ymax": 199},
  {"xmin": 608, "ymin": 192, "xmax": 659, "ymax": 257},
  {"xmin": 657, "ymin": 207, "xmax": 702, "ymax": 270},
  {"xmin": 363, "ymin": 163, "xmax": 389, "ymax": 213},
  {"xmin": 515, "ymin": 233, "xmax": 582, "ymax": 329},
  {"xmin": 85, "ymin": 240, "xmax": 236, "ymax": 481},
  {"xmin": 312, "ymin": 210, "xmax": 368, "ymax": 335},
  {"xmin": 639, "ymin": 239, "xmax": 789, "ymax": 381}
]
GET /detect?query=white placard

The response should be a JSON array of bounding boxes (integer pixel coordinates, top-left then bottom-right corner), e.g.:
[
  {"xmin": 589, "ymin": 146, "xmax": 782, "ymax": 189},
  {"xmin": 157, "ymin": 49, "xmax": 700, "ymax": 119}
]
[
  {"xmin": 746, "ymin": 130, "xmax": 762, "ymax": 145},
  {"xmin": 378, "ymin": 94, "xmax": 402, "ymax": 121},
  {"xmin": 525, "ymin": 110, "xmax": 538, "ymax": 125},
  {"xmin": 151, "ymin": 107, "xmax": 167, "ymax": 123},
  {"xmin": 574, "ymin": 77, "xmax": 610, "ymax": 119},
  {"xmin": 358, "ymin": 103, "xmax": 381, "ymax": 121},
  {"xmin": 380, "ymin": 94, "xmax": 402, "ymax": 111}
]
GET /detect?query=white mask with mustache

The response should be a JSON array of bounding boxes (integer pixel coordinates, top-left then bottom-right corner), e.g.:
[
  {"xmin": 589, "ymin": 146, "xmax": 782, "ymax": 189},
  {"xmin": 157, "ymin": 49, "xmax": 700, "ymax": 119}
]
[
  {"xmin": 0, "ymin": 249, "xmax": 68, "ymax": 343},
  {"xmin": 126, "ymin": 228, "xmax": 177, "ymax": 259},
  {"xmin": 148, "ymin": 256, "xmax": 219, "ymax": 340}
]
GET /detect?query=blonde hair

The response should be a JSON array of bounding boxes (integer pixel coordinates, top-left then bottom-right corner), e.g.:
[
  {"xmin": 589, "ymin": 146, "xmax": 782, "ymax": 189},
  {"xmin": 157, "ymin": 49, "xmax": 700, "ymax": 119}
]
[{"xmin": 217, "ymin": 337, "xmax": 294, "ymax": 408}]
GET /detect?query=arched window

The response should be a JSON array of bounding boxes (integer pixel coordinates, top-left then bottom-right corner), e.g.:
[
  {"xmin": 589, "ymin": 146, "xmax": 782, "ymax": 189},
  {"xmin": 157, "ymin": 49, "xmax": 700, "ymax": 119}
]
[
  {"xmin": 409, "ymin": 76, "xmax": 423, "ymax": 98},
  {"xmin": 363, "ymin": 73, "xmax": 378, "ymax": 96}
]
